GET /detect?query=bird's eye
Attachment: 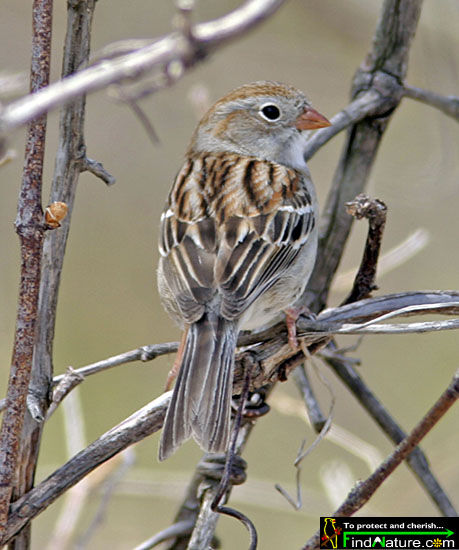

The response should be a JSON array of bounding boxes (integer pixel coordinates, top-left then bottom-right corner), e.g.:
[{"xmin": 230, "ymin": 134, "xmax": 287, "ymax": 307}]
[{"xmin": 259, "ymin": 103, "xmax": 281, "ymax": 121}]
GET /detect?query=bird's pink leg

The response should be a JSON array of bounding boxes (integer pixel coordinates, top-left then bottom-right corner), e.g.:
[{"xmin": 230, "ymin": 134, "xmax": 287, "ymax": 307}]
[
  {"xmin": 284, "ymin": 306, "xmax": 311, "ymax": 350},
  {"xmin": 165, "ymin": 328, "xmax": 188, "ymax": 391}
]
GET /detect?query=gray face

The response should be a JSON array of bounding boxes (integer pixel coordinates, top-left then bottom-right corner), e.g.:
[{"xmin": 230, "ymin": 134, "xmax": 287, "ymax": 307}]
[{"xmin": 188, "ymin": 82, "xmax": 311, "ymax": 167}]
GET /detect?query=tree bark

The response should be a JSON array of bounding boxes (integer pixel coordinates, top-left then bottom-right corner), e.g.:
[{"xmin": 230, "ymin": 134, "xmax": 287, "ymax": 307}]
[{"xmin": 0, "ymin": 0, "xmax": 53, "ymax": 543}]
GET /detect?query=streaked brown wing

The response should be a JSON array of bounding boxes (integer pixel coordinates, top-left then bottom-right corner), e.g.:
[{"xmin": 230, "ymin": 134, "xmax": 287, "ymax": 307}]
[{"xmin": 159, "ymin": 153, "xmax": 315, "ymax": 323}]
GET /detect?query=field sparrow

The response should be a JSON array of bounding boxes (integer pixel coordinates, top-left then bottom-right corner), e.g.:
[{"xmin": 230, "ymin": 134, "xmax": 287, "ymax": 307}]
[{"xmin": 157, "ymin": 81, "xmax": 330, "ymax": 460}]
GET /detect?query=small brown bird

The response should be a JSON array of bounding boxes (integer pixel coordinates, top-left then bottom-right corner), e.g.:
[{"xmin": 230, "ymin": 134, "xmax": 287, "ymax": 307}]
[{"xmin": 157, "ymin": 81, "xmax": 330, "ymax": 460}]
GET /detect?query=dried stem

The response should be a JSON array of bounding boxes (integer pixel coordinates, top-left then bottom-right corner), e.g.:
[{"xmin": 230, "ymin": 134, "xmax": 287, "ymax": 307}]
[
  {"xmin": 342, "ymin": 194, "xmax": 387, "ymax": 304},
  {"xmin": 0, "ymin": 0, "xmax": 53, "ymax": 536}
]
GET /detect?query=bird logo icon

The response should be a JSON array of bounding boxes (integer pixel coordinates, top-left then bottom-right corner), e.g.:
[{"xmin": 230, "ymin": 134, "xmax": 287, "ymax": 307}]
[{"xmin": 321, "ymin": 518, "xmax": 342, "ymax": 548}]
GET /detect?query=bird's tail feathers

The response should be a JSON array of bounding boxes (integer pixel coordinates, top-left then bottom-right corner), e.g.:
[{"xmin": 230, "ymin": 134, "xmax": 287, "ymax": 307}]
[{"xmin": 159, "ymin": 312, "xmax": 238, "ymax": 461}]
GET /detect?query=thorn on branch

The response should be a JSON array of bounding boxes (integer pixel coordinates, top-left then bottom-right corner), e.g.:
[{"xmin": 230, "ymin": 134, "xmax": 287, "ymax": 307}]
[
  {"xmin": 174, "ymin": 0, "xmax": 196, "ymax": 42},
  {"xmin": 81, "ymin": 156, "xmax": 116, "ymax": 186}
]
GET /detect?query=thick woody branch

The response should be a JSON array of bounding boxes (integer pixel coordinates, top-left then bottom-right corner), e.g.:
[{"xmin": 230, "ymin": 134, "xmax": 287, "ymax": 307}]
[
  {"xmin": 5, "ymin": 4, "xmax": 101, "ymax": 549},
  {"xmin": 0, "ymin": 0, "xmax": 52, "ymax": 533},
  {"xmin": 302, "ymin": 369, "xmax": 459, "ymax": 550},
  {"xmin": 0, "ymin": 0, "xmax": 286, "ymax": 135},
  {"xmin": 305, "ymin": 0, "xmax": 424, "ymax": 313}
]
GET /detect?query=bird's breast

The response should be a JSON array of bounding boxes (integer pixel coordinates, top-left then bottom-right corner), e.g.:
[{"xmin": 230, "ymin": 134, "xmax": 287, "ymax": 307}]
[{"xmin": 169, "ymin": 153, "xmax": 303, "ymax": 226}]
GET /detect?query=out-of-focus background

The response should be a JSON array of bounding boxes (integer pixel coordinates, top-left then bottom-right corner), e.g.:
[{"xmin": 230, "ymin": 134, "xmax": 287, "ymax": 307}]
[{"xmin": 1, "ymin": 1, "xmax": 458, "ymax": 548}]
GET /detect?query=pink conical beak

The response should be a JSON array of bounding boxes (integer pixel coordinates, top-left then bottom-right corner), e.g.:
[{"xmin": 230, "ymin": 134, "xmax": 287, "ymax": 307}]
[{"xmin": 295, "ymin": 107, "xmax": 331, "ymax": 130}]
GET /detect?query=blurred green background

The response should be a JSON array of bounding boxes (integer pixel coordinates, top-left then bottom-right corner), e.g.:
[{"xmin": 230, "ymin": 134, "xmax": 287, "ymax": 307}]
[{"xmin": 1, "ymin": 1, "xmax": 458, "ymax": 548}]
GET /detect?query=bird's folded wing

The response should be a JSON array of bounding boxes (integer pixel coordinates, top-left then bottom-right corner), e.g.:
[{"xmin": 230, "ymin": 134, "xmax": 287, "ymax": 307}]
[
  {"xmin": 216, "ymin": 194, "xmax": 315, "ymax": 319},
  {"xmin": 158, "ymin": 154, "xmax": 315, "ymax": 321}
]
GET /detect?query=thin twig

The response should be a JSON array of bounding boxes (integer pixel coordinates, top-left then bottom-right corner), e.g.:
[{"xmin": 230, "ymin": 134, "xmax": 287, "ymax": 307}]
[
  {"xmin": 293, "ymin": 365, "xmax": 327, "ymax": 433},
  {"xmin": 81, "ymin": 156, "xmax": 116, "ymax": 185},
  {"xmin": 111, "ymin": 84, "xmax": 161, "ymax": 145},
  {"xmin": 404, "ymin": 85, "xmax": 459, "ymax": 122},
  {"xmin": 0, "ymin": 0, "xmax": 287, "ymax": 134},
  {"xmin": 302, "ymin": 369, "xmax": 459, "ymax": 550},
  {"xmin": 326, "ymin": 347, "xmax": 457, "ymax": 516},
  {"xmin": 2, "ymin": 341, "xmax": 177, "ymax": 413},
  {"xmin": 303, "ymin": 89, "xmax": 383, "ymax": 161},
  {"xmin": 53, "ymin": 343, "xmax": 178, "ymax": 385},
  {"xmin": 317, "ymin": 291, "xmax": 459, "ymax": 324},
  {"xmin": 276, "ymin": 354, "xmax": 335, "ymax": 510},
  {"xmin": 298, "ymin": 303, "xmax": 459, "ymax": 337}
]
